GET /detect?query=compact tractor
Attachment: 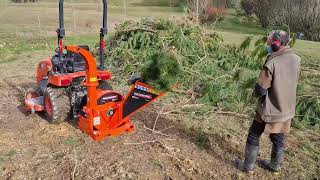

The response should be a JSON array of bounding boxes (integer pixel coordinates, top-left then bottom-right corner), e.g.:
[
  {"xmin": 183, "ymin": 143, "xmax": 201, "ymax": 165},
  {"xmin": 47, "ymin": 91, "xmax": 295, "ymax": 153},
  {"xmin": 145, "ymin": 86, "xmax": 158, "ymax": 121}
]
[{"xmin": 24, "ymin": 0, "xmax": 164, "ymax": 141}]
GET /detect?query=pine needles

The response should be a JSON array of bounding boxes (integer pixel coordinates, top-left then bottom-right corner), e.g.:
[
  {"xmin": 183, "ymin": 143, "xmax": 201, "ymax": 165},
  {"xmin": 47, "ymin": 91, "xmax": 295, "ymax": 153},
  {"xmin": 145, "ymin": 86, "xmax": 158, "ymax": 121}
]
[
  {"xmin": 105, "ymin": 18, "xmax": 262, "ymax": 113},
  {"xmin": 141, "ymin": 52, "xmax": 180, "ymax": 90},
  {"xmin": 295, "ymin": 96, "xmax": 320, "ymax": 128}
]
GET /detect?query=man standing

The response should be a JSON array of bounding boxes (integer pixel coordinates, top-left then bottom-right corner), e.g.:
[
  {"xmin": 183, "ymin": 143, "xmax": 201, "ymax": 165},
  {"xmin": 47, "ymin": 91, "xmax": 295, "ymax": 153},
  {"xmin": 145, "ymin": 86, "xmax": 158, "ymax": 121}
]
[{"xmin": 236, "ymin": 30, "xmax": 301, "ymax": 172}]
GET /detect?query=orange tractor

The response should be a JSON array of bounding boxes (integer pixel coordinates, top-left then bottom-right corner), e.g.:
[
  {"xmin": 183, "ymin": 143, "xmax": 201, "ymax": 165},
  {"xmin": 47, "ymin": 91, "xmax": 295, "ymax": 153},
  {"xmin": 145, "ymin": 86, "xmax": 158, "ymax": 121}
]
[{"xmin": 24, "ymin": 0, "xmax": 164, "ymax": 141}]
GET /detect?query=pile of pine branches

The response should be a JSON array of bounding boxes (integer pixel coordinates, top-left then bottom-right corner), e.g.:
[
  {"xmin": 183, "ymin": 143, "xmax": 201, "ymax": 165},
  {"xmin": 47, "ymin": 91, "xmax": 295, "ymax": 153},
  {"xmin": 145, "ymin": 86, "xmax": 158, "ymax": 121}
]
[
  {"xmin": 104, "ymin": 18, "xmax": 320, "ymax": 128},
  {"xmin": 105, "ymin": 19, "xmax": 262, "ymax": 111}
]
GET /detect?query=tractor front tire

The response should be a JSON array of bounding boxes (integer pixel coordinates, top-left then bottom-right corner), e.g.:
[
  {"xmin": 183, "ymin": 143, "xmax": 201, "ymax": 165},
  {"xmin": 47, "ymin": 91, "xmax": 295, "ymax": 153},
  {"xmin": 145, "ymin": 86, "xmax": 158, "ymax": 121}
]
[{"xmin": 44, "ymin": 87, "xmax": 71, "ymax": 124}]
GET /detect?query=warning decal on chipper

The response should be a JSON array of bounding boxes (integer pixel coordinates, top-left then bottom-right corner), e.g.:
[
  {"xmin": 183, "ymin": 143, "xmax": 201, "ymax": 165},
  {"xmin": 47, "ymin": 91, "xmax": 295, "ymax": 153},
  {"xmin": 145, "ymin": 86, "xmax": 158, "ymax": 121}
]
[
  {"xmin": 97, "ymin": 92, "xmax": 122, "ymax": 105},
  {"xmin": 123, "ymin": 83, "xmax": 160, "ymax": 118},
  {"xmin": 135, "ymin": 84, "xmax": 160, "ymax": 95},
  {"xmin": 102, "ymin": 95, "xmax": 118, "ymax": 101},
  {"xmin": 135, "ymin": 84, "xmax": 148, "ymax": 92},
  {"xmin": 133, "ymin": 92, "xmax": 152, "ymax": 100}
]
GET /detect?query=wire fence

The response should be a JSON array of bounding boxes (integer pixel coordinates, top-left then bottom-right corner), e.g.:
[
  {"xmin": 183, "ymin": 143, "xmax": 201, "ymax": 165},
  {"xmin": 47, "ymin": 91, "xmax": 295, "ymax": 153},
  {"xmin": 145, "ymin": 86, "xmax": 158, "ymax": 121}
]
[{"xmin": 0, "ymin": 0, "xmax": 183, "ymax": 40}]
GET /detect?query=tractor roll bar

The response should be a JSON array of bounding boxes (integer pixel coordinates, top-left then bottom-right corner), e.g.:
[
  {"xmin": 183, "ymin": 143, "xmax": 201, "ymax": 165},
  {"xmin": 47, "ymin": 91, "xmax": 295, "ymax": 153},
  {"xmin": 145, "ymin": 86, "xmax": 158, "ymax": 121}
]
[
  {"xmin": 99, "ymin": 0, "xmax": 108, "ymax": 70},
  {"xmin": 57, "ymin": 0, "xmax": 65, "ymax": 73},
  {"xmin": 56, "ymin": 0, "xmax": 108, "ymax": 72},
  {"xmin": 58, "ymin": 0, "xmax": 65, "ymax": 30}
]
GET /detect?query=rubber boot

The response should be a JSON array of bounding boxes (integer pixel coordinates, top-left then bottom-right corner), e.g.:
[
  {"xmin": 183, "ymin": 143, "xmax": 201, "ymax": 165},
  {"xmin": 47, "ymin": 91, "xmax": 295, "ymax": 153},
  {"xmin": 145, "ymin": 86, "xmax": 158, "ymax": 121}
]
[
  {"xmin": 260, "ymin": 146, "xmax": 284, "ymax": 172},
  {"xmin": 236, "ymin": 143, "xmax": 259, "ymax": 172}
]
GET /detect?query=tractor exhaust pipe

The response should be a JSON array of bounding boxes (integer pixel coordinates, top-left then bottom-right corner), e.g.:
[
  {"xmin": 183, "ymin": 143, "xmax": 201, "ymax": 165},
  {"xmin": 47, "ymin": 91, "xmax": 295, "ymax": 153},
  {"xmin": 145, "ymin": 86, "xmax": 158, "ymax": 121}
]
[
  {"xmin": 57, "ymin": 0, "xmax": 65, "ymax": 73},
  {"xmin": 99, "ymin": 0, "xmax": 108, "ymax": 70}
]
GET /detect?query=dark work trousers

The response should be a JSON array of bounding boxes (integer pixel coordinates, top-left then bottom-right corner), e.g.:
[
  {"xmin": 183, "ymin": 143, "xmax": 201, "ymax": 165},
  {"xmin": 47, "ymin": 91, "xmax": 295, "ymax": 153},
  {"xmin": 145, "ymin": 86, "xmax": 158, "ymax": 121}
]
[{"xmin": 246, "ymin": 120, "xmax": 284, "ymax": 150}]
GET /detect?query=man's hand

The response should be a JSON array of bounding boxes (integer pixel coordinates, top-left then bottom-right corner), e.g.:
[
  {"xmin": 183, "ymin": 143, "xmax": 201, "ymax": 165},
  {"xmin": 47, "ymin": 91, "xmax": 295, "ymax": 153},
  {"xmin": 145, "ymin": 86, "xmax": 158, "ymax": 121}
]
[
  {"xmin": 253, "ymin": 67, "xmax": 272, "ymax": 98},
  {"xmin": 254, "ymin": 83, "xmax": 267, "ymax": 97}
]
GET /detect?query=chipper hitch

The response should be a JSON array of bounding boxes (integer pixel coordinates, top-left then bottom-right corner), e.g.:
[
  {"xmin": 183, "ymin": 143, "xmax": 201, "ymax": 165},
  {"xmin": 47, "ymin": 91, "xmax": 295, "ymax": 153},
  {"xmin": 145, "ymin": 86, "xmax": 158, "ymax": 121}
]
[{"xmin": 25, "ymin": 46, "xmax": 165, "ymax": 141}]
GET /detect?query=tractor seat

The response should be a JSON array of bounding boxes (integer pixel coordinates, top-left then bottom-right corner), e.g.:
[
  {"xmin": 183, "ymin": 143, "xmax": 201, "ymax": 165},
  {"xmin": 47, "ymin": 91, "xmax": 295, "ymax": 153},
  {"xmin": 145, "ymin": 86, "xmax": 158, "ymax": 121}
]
[{"xmin": 51, "ymin": 45, "xmax": 92, "ymax": 73}]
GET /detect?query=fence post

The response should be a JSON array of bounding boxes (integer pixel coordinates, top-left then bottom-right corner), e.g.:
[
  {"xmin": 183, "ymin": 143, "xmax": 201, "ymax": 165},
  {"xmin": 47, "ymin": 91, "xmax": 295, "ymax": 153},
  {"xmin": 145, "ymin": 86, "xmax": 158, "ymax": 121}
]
[
  {"xmin": 123, "ymin": 0, "xmax": 127, "ymax": 19},
  {"xmin": 196, "ymin": 0, "xmax": 199, "ymax": 25},
  {"xmin": 38, "ymin": 15, "xmax": 41, "ymax": 39}
]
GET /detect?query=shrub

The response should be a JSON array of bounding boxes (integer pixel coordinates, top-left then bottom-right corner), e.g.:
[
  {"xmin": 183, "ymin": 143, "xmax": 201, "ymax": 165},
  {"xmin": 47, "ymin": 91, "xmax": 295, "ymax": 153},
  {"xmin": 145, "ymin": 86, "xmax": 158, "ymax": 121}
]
[
  {"xmin": 186, "ymin": 0, "xmax": 227, "ymax": 24},
  {"xmin": 226, "ymin": 0, "xmax": 237, "ymax": 8},
  {"xmin": 252, "ymin": 0, "xmax": 273, "ymax": 28},
  {"xmin": 239, "ymin": 0, "xmax": 273, "ymax": 27},
  {"xmin": 240, "ymin": 0, "xmax": 254, "ymax": 16},
  {"xmin": 201, "ymin": 6, "xmax": 226, "ymax": 24}
]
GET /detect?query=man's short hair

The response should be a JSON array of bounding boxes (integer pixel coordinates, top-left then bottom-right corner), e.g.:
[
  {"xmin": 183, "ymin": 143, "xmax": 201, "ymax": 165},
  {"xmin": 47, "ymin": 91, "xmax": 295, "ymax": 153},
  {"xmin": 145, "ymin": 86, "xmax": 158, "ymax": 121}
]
[{"xmin": 279, "ymin": 30, "xmax": 289, "ymax": 46}]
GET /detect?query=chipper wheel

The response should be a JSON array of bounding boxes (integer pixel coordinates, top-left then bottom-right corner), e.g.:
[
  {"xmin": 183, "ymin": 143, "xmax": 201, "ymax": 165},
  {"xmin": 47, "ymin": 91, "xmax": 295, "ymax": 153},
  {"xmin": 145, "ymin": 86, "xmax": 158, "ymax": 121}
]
[{"xmin": 44, "ymin": 87, "xmax": 71, "ymax": 124}]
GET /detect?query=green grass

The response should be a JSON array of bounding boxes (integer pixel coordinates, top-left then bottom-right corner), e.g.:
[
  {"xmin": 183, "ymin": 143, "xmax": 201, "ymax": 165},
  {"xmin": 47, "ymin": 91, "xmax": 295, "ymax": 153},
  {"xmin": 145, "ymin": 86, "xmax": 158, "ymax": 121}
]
[
  {"xmin": 1, "ymin": 0, "xmax": 145, "ymax": 4},
  {"xmin": 0, "ymin": 35, "xmax": 100, "ymax": 63},
  {"xmin": 109, "ymin": 5, "xmax": 182, "ymax": 17},
  {"xmin": 0, "ymin": 150, "xmax": 17, "ymax": 163},
  {"xmin": 39, "ymin": 0, "xmax": 155, "ymax": 5},
  {"xmin": 215, "ymin": 9, "xmax": 267, "ymax": 35},
  {"xmin": 0, "ymin": 0, "xmax": 183, "ymax": 62},
  {"xmin": 215, "ymin": 9, "xmax": 320, "ymax": 62},
  {"xmin": 62, "ymin": 136, "xmax": 82, "ymax": 146},
  {"xmin": 132, "ymin": 0, "xmax": 184, "ymax": 7},
  {"xmin": 0, "ymin": 1, "xmax": 183, "ymax": 42},
  {"xmin": 217, "ymin": 31, "xmax": 320, "ymax": 62},
  {"xmin": 11, "ymin": 0, "xmax": 182, "ymax": 6}
]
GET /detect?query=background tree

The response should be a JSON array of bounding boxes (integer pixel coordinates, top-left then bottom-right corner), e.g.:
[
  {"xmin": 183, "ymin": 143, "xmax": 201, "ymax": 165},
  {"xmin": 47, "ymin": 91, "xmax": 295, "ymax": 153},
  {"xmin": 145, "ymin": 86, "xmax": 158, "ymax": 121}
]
[
  {"xmin": 240, "ymin": 0, "xmax": 320, "ymax": 41},
  {"xmin": 187, "ymin": 0, "xmax": 227, "ymax": 24},
  {"xmin": 240, "ymin": 0, "xmax": 254, "ymax": 16}
]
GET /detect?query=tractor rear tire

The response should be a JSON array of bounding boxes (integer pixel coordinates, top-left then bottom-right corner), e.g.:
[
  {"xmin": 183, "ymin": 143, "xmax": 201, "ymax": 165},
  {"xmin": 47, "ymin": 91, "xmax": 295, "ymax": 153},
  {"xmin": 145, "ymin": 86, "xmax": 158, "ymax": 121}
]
[
  {"xmin": 98, "ymin": 80, "xmax": 113, "ymax": 90},
  {"xmin": 44, "ymin": 87, "xmax": 71, "ymax": 124}
]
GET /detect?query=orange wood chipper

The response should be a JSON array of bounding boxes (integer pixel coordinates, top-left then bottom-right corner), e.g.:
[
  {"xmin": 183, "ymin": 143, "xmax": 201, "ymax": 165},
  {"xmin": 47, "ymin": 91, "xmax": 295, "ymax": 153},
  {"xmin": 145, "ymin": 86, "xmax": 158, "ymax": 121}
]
[{"xmin": 24, "ymin": 0, "xmax": 165, "ymax": 141}]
